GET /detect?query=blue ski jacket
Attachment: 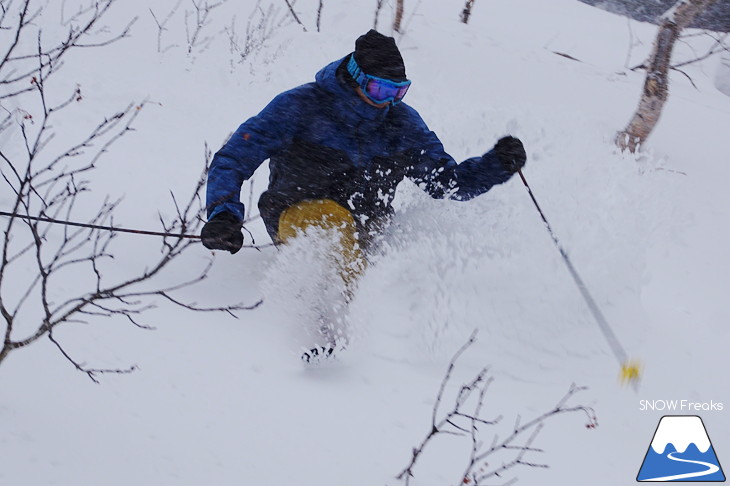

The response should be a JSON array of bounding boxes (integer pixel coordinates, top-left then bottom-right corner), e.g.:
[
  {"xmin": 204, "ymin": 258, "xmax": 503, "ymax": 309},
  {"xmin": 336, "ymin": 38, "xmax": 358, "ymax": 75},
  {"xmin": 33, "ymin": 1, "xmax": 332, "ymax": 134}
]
[{"xmin": 206, "ymin": 55, "xmax": 514, "ymax": 241}]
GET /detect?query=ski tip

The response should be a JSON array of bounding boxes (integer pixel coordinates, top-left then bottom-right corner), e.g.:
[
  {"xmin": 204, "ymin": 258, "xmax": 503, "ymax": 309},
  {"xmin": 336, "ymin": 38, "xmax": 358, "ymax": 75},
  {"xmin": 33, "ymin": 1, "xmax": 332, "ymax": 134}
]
[{"xmin": 301, "ymin": 344, "xmax": 337, "ymax": 365}]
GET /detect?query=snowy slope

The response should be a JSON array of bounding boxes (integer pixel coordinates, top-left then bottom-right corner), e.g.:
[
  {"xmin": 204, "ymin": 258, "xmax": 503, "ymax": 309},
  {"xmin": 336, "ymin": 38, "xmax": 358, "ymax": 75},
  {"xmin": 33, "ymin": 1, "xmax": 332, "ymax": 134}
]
[{"xmin": 2, "ymin": 1, "xmax": 730, "ymax": 485}]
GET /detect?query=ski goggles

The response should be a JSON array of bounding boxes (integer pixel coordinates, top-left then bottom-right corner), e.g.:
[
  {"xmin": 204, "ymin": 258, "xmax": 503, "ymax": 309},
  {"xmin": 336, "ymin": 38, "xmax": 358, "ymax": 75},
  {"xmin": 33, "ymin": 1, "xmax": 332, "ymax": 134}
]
[{"xmin": 347, "ymin": 55, "xmax": 411, "ymax": 105}]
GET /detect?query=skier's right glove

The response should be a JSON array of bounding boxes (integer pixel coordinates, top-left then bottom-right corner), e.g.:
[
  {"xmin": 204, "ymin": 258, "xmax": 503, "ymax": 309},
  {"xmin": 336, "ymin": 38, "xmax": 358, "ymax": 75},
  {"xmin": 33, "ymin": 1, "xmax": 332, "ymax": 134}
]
[{"xmin": 201, "ymin": 212, "xmax": 244, "ymax": 254}]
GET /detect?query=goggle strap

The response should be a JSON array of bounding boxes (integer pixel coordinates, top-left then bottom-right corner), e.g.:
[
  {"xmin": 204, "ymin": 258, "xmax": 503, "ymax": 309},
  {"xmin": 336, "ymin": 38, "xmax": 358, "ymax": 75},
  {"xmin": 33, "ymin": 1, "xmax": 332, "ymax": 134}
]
[
  {"xmin": 347, "ymin": 55, "xmax": 366, "ymax": 89},
  {"xmin": 347, "ymin": 54, "xmax": 411, "ymax": 105}
]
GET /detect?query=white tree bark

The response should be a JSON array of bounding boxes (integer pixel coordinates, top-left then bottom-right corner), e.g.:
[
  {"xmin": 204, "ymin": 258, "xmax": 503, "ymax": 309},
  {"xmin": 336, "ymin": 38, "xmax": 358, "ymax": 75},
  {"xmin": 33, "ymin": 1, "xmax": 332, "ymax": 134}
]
[{"xmin": 616, "ymin": 0, "xmax": 717, "ymax": 152}]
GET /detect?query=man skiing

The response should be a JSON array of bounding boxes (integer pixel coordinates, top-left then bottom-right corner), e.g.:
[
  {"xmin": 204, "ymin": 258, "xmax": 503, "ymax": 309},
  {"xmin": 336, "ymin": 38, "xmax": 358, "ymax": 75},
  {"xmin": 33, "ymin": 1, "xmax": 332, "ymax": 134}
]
[
  {"xmin": 202, "ymin": 30, "xmax": 526, "ymax": 348},
  {"xmin": 203, "ymin": 29, "xmax": 526, "ymax": 251}
]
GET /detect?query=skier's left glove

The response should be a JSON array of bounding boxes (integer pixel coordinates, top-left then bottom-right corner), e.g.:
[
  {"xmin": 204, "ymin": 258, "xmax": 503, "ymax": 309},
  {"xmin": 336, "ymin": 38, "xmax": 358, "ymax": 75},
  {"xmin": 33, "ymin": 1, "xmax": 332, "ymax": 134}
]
[
  {"xmin": 201, "ymin": 212, "xmax": 244, "ymax": 254},
  {"xmin": 494, "ymin": 136, "xmax": 526, "ymax": 174}
]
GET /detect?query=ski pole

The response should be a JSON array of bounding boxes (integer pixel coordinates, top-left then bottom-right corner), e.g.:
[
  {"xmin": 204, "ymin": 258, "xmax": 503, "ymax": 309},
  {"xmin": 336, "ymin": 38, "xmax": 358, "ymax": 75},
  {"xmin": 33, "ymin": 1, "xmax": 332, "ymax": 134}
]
[
  {"xmin": 0, "ymin": 210, "xmax": 201, "ymax": 239},
  {"xmin": 516, "ymin": 170, "xmax": 641, "ymax": 388},
  {"xmin": 0, "ymin": 210, "xmax": 275, "ymax": 250}
]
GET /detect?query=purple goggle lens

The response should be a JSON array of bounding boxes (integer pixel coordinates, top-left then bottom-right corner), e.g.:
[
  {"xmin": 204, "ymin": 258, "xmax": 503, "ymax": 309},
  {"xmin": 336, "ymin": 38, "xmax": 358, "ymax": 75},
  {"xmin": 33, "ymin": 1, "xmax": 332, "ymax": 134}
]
[
  {"xmin": 347, "ymin": 55, "xmax": 411, "ymax": 105},
  {"xmin": 363, "ymin": 77, "xmax": 410, "ymax": 104}
]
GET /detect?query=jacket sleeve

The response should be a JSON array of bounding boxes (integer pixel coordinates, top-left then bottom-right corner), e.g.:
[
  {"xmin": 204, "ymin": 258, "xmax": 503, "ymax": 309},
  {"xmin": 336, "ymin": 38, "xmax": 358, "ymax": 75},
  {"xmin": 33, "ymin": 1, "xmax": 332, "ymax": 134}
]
[
  {"xmin": 206, "ymin": 92, "xmax": 300, "ymax": 221},
  {"xmin": 404, "ymin": 112, "xmax": 513, "ymax": 201}
]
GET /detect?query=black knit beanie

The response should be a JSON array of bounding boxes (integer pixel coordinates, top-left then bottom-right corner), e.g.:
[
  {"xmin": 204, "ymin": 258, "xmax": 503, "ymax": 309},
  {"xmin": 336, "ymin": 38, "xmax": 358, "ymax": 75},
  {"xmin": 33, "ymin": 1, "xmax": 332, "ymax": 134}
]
[{"xmin": 353, "ymin": 30, "xmax": 407, "ymax": 81}]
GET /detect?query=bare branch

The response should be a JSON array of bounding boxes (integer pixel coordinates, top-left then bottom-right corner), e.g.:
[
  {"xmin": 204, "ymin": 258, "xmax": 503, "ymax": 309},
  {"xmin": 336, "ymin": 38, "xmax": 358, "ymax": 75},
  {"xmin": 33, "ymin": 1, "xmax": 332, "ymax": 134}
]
[
  {"xmin": 373, "ymin": 0, "xmax": 384, "ymax": 30},
  {"xmin": 283, "ymin": 0, "xmax": 307, "ymax": 32},
  {"xmin": 224, "ymin": 1, "xmax": 283, "ymax": 66},
  {"xmin": 397, "ymin": 331, "xmax": 497, "ymax": 485},
  {"xmin": 673, "ymin": 31, "xmax": 729, "ymax": 68},
  {"xmin": 670, "ymin": 65, "xmax": 698, "ymax": 89},
  {"xmin": 48, "ymin": 328, "xmax": 137, "ymax": 384},
  {"xmin": 149, "ymin": 0, "xmax": 183, "ymax": 53},
  {"xmin": 1, "ymin": 73, "xmax": 261, "ymax": 378},
  {"xmin": 395, "ymin": 333, "xmax": 597, "ymax": 486},
  {"xmin": 433, "ymin": 329, "xmax": 478, "ymax": 427},
  {"xmin": 397, "ymin": 0, "xmax": 422, "ymax": 39},
  {"xmin": 461, "ymin": 0, "xmax": 476, "ymax": 24},
  {"xmin": 185, "ymin": 0, "xmax": 228, "ymax": 55},
  {"xmin": 1, "ymin": 0, "xmax": 135, "ymax": 103},
  {"xmin": 316, "ymin": 0, "xmax": 323, "ymax": 32}
]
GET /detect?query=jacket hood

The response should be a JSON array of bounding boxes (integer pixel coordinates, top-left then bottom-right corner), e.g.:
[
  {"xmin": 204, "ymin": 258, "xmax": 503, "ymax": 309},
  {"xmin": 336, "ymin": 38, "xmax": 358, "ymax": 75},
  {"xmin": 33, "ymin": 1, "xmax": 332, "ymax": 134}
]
[{"xmin": 315, "ymin": 56, "xmax": 391, "ymax": 123}]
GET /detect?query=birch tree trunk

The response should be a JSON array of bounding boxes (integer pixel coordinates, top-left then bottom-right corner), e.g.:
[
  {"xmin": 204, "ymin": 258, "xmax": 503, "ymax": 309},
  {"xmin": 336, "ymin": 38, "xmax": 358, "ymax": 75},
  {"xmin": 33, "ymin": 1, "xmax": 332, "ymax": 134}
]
[
  {"xmin": 616, "ymin": 0, "xmax": 717, "ymax": 152},
  {"xmin": 394, "ymin": 0, "xmax": 404, "ymax": 33}
]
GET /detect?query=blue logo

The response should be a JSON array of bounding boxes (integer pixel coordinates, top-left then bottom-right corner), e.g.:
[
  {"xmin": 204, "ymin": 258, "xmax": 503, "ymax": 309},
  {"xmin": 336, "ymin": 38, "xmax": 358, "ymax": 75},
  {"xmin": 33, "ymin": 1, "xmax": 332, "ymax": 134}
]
[{"xmin": 637, "ymin": 415, "xmax": 725, "ymax": 482}]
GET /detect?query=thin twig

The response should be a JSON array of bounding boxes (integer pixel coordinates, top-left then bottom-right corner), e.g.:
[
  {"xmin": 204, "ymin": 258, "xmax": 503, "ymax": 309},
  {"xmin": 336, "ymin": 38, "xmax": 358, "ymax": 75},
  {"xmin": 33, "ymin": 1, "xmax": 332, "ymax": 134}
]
[
  {"xmin": 316, "ymin": 0, "xmax": 323, "ymax": 32},
  {"xmin": 373, "ymin": 0, "xmax": 384, "ymax": 30},
  {"xmin": 283, "ymin": 0, "xmax": 307, "ymax": 32}
]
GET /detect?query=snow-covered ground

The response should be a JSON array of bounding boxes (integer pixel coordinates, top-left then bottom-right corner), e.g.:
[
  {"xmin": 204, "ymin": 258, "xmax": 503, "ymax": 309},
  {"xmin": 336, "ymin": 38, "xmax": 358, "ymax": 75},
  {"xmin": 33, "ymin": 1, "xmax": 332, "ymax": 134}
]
[{"xmin": 2, "ymin": 0, "xmax": 729, "ymax": 485}]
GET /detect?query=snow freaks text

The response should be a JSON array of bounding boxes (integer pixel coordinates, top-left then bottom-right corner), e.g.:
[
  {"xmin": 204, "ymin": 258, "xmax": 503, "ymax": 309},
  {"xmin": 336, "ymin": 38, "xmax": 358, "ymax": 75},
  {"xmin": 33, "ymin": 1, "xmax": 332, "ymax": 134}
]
[{"xmin": 639, "ymin": 400, "xmax": 725, "ymax": 412}]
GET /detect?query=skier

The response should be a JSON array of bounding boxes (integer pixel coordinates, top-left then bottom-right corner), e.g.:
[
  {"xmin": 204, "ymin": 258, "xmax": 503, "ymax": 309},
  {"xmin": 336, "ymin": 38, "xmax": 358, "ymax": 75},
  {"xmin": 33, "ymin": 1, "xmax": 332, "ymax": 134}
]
[
  {"xmin": 201, "ymin": 30, "xmax": 527, "ymax": 354},
  {"xmin": 203, "ymin": 29, "xmax": 526, "ymax": 250}
]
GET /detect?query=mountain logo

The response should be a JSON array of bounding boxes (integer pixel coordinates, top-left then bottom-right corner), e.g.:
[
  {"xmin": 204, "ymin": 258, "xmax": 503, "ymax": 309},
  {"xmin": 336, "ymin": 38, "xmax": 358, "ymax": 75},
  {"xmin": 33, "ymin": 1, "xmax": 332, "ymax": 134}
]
[{"xmin": 637, "ymin": 415, "xmax": 725, "ymax": 482}]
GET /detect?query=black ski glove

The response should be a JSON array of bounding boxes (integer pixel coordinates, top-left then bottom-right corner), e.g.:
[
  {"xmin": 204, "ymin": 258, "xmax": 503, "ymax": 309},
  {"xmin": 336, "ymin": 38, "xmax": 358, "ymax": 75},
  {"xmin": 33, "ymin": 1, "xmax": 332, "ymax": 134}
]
[
  {"xmin": 494, "ymin": 136, "xmax": 527, "ymax": 174},
  {"xmin": 201, "ymin": 212, "xmax": 244, "ymax": 254}
]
